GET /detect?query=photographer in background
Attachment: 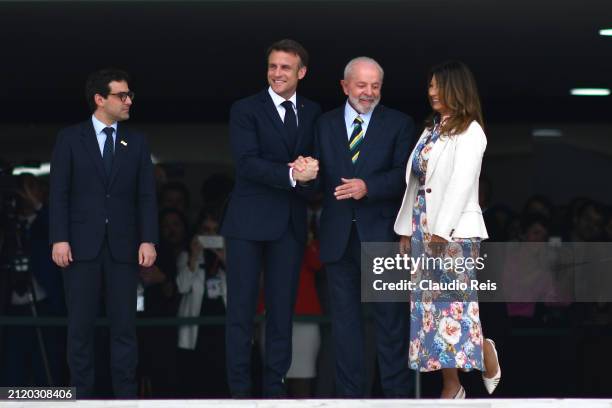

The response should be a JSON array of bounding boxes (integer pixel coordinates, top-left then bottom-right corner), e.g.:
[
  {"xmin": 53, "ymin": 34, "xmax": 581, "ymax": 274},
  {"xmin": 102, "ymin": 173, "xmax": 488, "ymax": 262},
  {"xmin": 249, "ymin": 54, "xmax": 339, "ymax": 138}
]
[
  {"xmin": 137, "ymin": 207, "xmax": 185, "ymax": 396},
  {"xmin": 0, "ymin": 173, "xmax": 65, "ymax": 387},
  {"xmin": 176, "ymin": 208, "xmax": 228, "ymax": 397}
]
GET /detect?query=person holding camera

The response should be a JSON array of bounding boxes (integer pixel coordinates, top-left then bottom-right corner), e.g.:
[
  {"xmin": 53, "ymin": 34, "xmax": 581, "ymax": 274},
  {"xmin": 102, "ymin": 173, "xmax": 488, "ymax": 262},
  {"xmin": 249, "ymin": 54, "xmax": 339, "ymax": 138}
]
[
  {"xmin": 176, "ymin": 210, "xmax": 229, "ymax": 397},
  {"xmin": 1, "ymin": 174, "xmax": 65, "ymax": 387}
]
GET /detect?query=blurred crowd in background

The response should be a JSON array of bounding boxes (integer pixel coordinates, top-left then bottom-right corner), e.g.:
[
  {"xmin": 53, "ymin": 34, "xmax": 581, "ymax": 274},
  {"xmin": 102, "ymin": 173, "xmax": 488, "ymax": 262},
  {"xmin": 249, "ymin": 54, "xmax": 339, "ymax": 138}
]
[{"xmin": 1, "ymin": 160, "xmax": 612, "ymax": 398}]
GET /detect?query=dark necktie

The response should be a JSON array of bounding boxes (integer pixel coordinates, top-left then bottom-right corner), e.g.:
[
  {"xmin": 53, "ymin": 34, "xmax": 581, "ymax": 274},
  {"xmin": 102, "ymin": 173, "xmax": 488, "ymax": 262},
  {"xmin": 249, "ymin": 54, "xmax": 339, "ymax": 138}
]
[
  {"xmin": 102, "ymin": 127, "xmax": 115, "ymax": 176},
  {"xmin": 281, "ymin": 100, "xmax": 298, "ymax": 152}
]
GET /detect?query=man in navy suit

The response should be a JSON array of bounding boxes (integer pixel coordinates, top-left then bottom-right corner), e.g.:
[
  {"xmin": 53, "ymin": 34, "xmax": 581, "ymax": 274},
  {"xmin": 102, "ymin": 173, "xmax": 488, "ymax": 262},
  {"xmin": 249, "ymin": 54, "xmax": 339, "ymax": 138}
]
[
  {"xmin": 308, "ymin": 57, "xmax": 415, "ymax": 397},
  {"xmin": 220, "ymin": 39, "xmax": 321, "ymax": 397},
  {"xmin": 49, "ymin": 69, "xmax": 158, "ymax": 398}
]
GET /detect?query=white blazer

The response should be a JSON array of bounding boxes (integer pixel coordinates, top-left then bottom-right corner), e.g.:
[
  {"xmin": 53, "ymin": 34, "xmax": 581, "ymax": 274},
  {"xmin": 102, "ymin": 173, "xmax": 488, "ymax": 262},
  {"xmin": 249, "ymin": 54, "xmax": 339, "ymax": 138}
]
[
  {"xmin": 176, "ymin": 250, "xmax": 227, "ymax": 350},
  {"xmin": 394, "ymin": 120, "xmax": 488, "ymax": 241}
]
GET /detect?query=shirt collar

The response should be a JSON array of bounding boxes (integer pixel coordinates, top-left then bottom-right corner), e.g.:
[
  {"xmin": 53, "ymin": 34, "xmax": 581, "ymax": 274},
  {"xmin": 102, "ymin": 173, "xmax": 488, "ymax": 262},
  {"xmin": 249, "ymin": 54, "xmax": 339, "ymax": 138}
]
[
  {"xmin": 91, "ymin": 114, "xmax": 117, "ymax": 136},
  {"xmin": 268, "ymin": 87, "xmax": 297, "ymax": 109},
  {"xmin": 344, "ymin": 100, "xmax": 373, "ymax": 128}
]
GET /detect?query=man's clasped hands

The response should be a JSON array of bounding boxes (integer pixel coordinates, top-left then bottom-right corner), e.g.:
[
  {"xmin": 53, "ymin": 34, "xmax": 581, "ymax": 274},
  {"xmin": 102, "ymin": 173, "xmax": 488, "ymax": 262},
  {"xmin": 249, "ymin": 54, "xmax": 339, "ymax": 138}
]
[{"xmin": 288, "ymin": 156, "xmax": 368, "ymax": 200}]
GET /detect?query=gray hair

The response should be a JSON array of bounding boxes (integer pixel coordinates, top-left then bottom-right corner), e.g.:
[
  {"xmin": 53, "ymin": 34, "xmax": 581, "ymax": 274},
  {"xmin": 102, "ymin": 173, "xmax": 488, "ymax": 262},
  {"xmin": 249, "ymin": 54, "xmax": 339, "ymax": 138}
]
[{"xmin": 343, "ymin": 57, "xmax": 384, "ymax": 81}]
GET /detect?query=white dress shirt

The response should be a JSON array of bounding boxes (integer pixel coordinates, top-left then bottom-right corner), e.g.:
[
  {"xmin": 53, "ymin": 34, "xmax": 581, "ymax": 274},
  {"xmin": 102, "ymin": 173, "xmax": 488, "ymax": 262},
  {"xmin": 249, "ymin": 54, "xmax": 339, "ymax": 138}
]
[
  {"xmin": 344, "ymin": 100, "xmax": 373, "ymax": 140},
  {"xmin": 268, "ymin": 87, "xmax": 299, "ymax": 187},
  {"xmin": 268, "ymin": 87, "xmax": 298, "ymax": 125},
  {"xmin": 92, "ymin": 114, "xmax": 117, "ymax": 156}
]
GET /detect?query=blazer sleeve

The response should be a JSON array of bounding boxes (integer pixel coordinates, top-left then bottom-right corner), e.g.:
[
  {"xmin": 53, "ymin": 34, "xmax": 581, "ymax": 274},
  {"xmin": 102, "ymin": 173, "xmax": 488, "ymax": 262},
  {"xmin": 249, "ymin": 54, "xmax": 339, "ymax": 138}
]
[
  {"xmin": 297, "ymin": 116, "xmax": 325, "ymax": 198},
  {"xmin": 49, "ymin": 130, "xmax": 71, "ymax": 244},
  {"xmin": 229, "ymin": 100, "xmax": 293, "ymax": 190},
  {"xmin": 137, "ymin": 135, "xmax": 159, "ymax": 244},
  {"xmin": 293, "ymin": 103, "xmax": 323, "ymax": 199},
  {"xmin": 363, "ymin": 115, "xmax": 415, "ymax": 201},
  {"xmin": 431, "ymin": 123, "xmax": 487, "ymax": 241},
  {"xmin": 176, "ymin": 251, "xmax": 203, "ymax": 295}
]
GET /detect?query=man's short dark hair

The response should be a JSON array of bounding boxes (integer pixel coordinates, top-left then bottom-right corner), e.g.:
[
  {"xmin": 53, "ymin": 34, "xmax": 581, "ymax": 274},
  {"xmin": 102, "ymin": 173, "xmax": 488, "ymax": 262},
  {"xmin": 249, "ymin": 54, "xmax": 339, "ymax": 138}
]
[
  {"xmin": 266, "ymin": 39, "xmax": 309, "ymax": 68},
  {"xmin": 85, "ymin": 68, "xmax": 131, "ymax": 112}
]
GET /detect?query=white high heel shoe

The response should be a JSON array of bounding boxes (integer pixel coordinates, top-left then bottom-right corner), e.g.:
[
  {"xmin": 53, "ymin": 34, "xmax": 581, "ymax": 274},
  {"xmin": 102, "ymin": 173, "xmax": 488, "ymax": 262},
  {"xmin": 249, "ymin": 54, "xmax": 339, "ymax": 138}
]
[
  {"xmin": 453, "ymin": 385, "xmax": 466, "ymax": 399},
  {"xmin": 482, "ymin": 338, "xmax": 501, "ymax": 394}
]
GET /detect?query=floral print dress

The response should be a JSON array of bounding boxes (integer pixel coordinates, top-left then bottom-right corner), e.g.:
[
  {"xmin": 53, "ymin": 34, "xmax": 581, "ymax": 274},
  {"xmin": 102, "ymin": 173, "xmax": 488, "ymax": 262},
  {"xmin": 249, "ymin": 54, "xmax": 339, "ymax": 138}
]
[{"xmin": 408, "ymin": 123, "xmax": 484, "ymax": 372}]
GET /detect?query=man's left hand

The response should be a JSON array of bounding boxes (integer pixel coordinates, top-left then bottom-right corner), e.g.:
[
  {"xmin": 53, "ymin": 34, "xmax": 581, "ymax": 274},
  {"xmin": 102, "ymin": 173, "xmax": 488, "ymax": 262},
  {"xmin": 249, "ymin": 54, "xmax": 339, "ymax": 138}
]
[
  {"xmin": 289, "ymin": 156, "xmax": 319, "ymax": 182},
  {"xmin": 334, "ymin": 178, "xmax": 367, "ymax": 200},
  {"xmin": 139, "ymin": 243, "xmax": 157, "ymax": 267}
]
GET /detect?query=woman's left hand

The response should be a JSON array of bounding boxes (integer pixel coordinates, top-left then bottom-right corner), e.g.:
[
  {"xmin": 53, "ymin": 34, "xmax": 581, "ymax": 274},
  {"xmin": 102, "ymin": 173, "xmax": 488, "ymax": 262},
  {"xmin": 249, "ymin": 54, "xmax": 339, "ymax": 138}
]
[{"xmin": 429, "ymin": 234, "xmax": 448, "ymax": 257}]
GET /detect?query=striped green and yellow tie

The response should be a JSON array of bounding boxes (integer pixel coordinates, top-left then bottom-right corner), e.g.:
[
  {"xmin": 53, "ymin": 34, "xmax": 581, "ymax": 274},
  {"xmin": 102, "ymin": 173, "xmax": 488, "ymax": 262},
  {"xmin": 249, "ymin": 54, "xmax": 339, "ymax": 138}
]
[{"xmin": 349, "ymin": 116, "xmax": 364, "ymax": 164}]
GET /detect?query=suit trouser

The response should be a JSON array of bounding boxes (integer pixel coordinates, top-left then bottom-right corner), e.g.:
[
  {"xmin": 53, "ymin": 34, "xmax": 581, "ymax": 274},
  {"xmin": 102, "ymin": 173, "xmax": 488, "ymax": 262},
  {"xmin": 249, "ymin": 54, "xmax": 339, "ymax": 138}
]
[
  {"xmin": 63, "ymin": 237, "xmax": 138, "ymax": 398},
  {"xmin": 225, "ymin": 226, "xmax": 303, "ymax": 397},
  {"xmin": 325, "ymin": 223, "xmax": 412, "ymax": 397}
]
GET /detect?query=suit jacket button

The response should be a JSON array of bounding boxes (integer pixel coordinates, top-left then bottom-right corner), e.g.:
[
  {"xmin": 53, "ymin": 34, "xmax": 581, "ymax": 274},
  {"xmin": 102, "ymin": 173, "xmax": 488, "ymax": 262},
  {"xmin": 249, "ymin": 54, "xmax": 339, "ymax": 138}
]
[
  {"xmin": 426, "ymin": 188, "xmax": 432, "ymax": 193},
  {"xmin": 106, "ymin": 194, "xmax": 110, "ymax": 198}
]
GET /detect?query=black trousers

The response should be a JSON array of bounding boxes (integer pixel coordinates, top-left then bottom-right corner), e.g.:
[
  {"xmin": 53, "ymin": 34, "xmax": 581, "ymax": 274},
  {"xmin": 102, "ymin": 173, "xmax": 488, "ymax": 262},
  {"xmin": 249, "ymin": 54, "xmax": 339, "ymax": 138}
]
[
  {"xmin": 225, "ymin": 226, "xmax": 303, "ymax": 397},
  {"xmin": 63, "ymin": 238, "xmax": 138, "ymax": 398},
  {"xmin": 325, "ymin": 224, "xmax": 412, "ymax": 397}
]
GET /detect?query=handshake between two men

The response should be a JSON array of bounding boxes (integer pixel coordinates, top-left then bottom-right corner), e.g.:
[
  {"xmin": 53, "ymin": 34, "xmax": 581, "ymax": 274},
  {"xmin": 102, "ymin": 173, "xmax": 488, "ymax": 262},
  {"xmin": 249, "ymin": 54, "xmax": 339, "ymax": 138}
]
[{"xmin": 288, "ymin": 156, "xmax": 368, "ymax": 200}]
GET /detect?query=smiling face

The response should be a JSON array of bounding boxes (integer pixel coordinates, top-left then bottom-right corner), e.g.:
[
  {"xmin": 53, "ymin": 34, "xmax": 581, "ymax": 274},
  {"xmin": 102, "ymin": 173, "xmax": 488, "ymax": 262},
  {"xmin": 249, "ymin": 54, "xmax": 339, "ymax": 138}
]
[
  {"xmin": 267, "ymin": 50, "xmax": 306, "ymax": 99},
  {"xmin": 428, "ymin": 75, "xmax": 451, "ymax": 117},
  {"xmin": 341, "ymin": 61, "xmax": 382, "ymax": 114}
]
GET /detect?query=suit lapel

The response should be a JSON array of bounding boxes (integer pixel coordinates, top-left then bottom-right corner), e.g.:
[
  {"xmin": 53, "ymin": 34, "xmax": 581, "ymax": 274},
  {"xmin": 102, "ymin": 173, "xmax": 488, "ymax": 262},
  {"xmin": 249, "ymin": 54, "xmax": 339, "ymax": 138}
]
[
  {"xmin": 354, "ymin": 105, "xmax": 384, "ymax": 175},
  {"xmin": 80, "ymin": 121, "xmax": 107, "ymax": 185},
  {"xmin": 108, "ymin": 123, "xmax": 129, "ymax": 189},
  {"xmin": 294, "ymin": 95, "xmax": 307, "ymax": 156},
  {"xmin": 331, "ymin": 108, "xmax": 354, "ymax": 176},
  {"xmin": 260, "ymin": 91, "xmax": 291, "ymax": 156}
]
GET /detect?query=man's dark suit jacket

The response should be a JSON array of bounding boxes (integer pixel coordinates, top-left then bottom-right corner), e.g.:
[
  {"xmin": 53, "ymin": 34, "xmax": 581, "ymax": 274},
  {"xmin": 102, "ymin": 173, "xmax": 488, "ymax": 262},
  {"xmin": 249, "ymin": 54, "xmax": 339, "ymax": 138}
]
[
  {"xmin": 49, "ymin": 120, "xmax": 158, "ymax": 262},
  {"xmin": 220, "ymin": 89, "xmax": 321, "ymax": 243},
  {"xmin": 314, "ymin": 104, "xmax": 415, "ymax": 263}
]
